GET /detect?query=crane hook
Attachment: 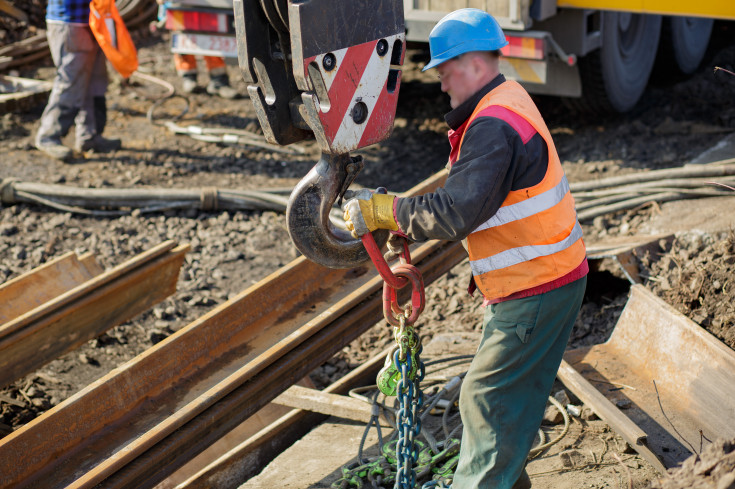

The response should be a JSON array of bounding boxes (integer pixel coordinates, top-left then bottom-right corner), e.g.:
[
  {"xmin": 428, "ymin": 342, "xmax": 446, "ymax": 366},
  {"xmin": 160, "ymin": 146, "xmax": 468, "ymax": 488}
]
[{"xmin": 287, "ymin": 152, "xmax": 389, "ymax": 269}]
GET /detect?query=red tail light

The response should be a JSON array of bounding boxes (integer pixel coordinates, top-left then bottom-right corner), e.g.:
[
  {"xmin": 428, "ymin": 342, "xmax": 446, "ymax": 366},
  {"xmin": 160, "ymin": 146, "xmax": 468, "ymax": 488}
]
[
  {"xmin": 166, "ymin": 10, "xmax": 230, "ymax": 34},
  {"xmin": 501, "ymin": 36, "xmax": 545, "ymax": 60}
]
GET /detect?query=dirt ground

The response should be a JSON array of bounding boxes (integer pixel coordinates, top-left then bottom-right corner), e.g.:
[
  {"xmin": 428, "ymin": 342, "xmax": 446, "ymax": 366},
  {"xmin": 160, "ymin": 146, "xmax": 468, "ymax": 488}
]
[{"xmin": 2, "ymin": 18, "xmax": 735, "ymax": 488}]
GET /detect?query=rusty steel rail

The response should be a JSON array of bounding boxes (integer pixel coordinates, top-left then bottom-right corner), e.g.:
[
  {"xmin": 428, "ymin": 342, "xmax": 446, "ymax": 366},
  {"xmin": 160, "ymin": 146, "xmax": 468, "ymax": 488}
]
[
  {"xmin": 0, "ymin": 171, "xmax": 462, "ymax": 489},
  {"xmin": 174, "ymin": 345, "xmax": 396, "ymax": 489},
  {"xmin": 0, "ymin": 250, "xmax": 103, "ymax": 324},
  {"xmin": 0, "ymin": 241, "xmax": 188, "ymax": 388}
]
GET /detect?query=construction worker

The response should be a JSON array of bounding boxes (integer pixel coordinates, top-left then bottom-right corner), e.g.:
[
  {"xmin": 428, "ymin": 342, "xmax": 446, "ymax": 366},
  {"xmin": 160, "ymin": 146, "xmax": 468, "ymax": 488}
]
[
  {"xmin": 174, "ymin": 54, "xmax": 237, "ymax": 99},
  {"xmin": 343, "ymin": 9, "xmax": 588, "ymax": 489},
  {"xmin": 153, "ymin": 0, "xmax": 237, "ymax": 99},
  {"xmin": 36, "ymin": 0, "xmax": 122, "ymax": 161}
]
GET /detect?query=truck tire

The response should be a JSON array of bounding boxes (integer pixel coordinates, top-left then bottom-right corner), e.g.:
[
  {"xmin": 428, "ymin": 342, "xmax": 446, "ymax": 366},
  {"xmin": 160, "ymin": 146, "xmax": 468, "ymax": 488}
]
[
  {"xmin": 572, "ymin": 12, "xmax": 662, "ymax": 114},
  {"xmin": 659, "ymin": 16, "xmax": 713, "ymax": 75}
]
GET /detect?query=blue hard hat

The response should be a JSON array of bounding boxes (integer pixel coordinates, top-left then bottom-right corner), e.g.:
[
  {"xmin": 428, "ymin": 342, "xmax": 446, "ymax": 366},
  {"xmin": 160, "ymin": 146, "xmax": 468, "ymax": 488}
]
[{"xmin": 423, "ymin": 9, "xmax": 508, "ymax": 71}]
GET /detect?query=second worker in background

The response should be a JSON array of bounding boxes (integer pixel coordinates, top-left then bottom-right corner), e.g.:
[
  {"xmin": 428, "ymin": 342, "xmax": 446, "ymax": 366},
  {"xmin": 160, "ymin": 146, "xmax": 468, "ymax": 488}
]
[{"xmin": 174, "ymin": 53, "xmax": 237, "ymax": 99}]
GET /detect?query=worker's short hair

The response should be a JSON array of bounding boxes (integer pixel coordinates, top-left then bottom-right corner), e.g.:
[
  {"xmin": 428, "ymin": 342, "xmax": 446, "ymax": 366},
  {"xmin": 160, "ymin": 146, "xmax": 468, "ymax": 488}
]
[
  {"xmin": 449, "ymin": 50, "xmax": 500, "ymax": 65},
  {"xmin": 470, "ymin": 50, "xmax": 501, "ymax": 62}
]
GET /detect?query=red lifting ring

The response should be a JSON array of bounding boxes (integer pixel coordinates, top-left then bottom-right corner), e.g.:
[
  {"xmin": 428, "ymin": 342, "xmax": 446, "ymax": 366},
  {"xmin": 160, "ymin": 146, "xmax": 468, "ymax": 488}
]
[{"xmin": 361, "ymin": 232, "xmax": 425, "ymax": 326}]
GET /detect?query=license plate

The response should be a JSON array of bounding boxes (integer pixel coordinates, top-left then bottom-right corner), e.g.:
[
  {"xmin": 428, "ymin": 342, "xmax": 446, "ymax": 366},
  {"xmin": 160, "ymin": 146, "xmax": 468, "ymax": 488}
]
[{"xmin": 171, "ymin": 32, "xmax": 238, "ymax": 58}]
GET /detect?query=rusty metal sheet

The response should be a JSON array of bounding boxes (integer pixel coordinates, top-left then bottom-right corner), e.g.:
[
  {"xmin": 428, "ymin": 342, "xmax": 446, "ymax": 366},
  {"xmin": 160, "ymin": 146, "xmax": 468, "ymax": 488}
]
[
  {"xmin": 564, "ymin": 284, "xmax": 735, "ymax": 468},
  {"xmin": 0, "ymin": 170, "xmax": 460, "ymax": 489},
  {"xmin": 0, "ymin": 241, "xmax": 188, "ymax": 388}
]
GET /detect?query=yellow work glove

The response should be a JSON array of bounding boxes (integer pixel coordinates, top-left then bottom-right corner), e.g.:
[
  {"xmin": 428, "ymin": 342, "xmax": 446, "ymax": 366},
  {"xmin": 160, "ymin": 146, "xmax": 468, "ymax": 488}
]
[{"xmin": 342, "ymin": 191, "xmax": 398, "ymax": 238}]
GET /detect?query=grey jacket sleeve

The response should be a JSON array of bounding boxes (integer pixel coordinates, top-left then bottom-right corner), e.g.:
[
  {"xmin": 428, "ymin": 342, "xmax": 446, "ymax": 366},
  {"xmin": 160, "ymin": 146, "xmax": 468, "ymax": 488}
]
[{"xmin": 394, "ymin": 117, "xmax": 517, "ymax": 242}]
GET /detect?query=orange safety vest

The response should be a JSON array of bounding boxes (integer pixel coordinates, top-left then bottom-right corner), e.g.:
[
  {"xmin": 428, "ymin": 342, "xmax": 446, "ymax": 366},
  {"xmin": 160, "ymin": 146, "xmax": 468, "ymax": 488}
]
[
  {"xmin": 459, "ymin": 80, "xmax": 585, "ymax": 301},
  {"xmin": 89, "ymin": 0, "xmax": 138, "ymax": 78}
]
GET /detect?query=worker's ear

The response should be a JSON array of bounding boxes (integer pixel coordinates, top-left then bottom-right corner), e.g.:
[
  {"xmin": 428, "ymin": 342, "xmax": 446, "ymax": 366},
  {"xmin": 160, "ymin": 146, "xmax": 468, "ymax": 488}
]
[
  {"xmin": 469, "ymin": 53, "xmax": 489, "ymax": 78},
  {"xmin": 463, "ymin": 53, "xmax": 479, "ymax": 76}
]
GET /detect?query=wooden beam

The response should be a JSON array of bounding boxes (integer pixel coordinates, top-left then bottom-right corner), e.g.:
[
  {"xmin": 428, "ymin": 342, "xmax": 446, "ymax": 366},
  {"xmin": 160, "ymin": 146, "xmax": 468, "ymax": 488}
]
[{"xmin": 272, "ymin": 385, "xmax": 390, "ymax": 427}]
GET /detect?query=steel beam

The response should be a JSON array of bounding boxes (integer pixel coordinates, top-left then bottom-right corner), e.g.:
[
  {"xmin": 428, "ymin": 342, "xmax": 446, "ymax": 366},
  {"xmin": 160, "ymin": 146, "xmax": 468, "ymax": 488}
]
[{"xmin": 0, "ymin": 241, "xmax": 188, "ymax": 388}]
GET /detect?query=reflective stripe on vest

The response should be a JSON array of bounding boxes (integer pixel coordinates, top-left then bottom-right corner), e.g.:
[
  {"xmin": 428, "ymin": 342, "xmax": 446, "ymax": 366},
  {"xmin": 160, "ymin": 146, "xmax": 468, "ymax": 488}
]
[
  {"xmin": 470, "ymin": 220, "xmax": 583, "ymax": 274},
  {"xmin": 459, "ymin": 80, "xmax": 585, "ymax": 300},
  {"xmin": 473, "ymin": 175, "xmax": 570, "ymax": 232}
]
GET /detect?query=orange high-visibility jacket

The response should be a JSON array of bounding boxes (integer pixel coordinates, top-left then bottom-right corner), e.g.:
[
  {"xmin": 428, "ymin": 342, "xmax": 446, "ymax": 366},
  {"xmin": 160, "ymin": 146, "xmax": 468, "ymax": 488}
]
[{"xmin": 459, "ymin": 80, "xmax": 586, "ymax": 301}]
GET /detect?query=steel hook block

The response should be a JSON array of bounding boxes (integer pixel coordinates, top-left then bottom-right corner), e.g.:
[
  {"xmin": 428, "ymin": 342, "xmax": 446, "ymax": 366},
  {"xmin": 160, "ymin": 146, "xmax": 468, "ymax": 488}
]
[{"xmin": 286, "ymin": 152, "xmax": 389, "ymax": 269}]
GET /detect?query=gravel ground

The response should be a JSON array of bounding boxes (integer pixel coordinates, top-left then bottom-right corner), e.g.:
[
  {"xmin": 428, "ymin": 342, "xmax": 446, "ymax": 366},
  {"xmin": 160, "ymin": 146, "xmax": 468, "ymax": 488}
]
[{"xmin": 1, "ymin": 21, "xmax": 735, "ymax": 487}]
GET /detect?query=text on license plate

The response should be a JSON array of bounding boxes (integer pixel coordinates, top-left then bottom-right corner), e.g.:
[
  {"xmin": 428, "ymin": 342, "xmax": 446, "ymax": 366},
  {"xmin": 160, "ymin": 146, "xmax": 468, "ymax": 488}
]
[{"xmin": 171, "ymin": 33, "xmax": 238, "ymax": 58}]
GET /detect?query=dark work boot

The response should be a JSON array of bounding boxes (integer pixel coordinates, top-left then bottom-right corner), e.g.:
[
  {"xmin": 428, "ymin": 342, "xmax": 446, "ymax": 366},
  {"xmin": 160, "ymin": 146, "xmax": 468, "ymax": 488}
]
[
  {"xmin": 36, "ymin": 104, "xmax": 78, "ymax": 161},
  {"xmin": 206, "ymin": 74, "xmax": 237, "ymax": 99},
  {"xmin": 93, "ymin": 96, "xmax": 108, "ymax": 135},
  {"xmin": 75, "ymin": 135, "xmax": 122, "ymax": 153},
  {"xmin": 181, "ymin": 73, "xmax": 199, "ymax": 94}
]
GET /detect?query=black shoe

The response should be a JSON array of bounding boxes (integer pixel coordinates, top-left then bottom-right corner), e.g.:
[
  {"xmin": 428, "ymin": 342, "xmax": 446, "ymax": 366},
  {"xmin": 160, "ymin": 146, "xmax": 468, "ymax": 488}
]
[
  {"xmin": 206, "ymin": 75, "xmax": 238, "ymax": 99},
  {"xmin": 36, "ymin": 139, "xmax": 73, "ymax": 161},
  {"xmin": 76, "ymin": 135, "xmax": 122, "ymax": 153},
  {"xmin": 181, "ymin": 74, "xmax": 199, "ymax": 94}
]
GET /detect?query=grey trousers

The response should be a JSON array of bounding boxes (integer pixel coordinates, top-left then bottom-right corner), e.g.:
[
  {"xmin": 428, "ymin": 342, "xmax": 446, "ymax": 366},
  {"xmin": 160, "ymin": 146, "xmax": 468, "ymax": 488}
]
[
  {"xmin": 452, "ymin": 276, "xmax": 587, "ymax": 489},
  {"xmin": 36, "ymin": 22, "xmax": 109, "ymax": 147}
]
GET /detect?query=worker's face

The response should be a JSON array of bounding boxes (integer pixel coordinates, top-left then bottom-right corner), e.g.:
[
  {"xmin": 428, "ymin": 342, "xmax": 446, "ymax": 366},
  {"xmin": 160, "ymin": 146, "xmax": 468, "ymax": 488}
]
[{"xmin": 437, "ymin": 55, "xmax": 478, "ymax": 109}]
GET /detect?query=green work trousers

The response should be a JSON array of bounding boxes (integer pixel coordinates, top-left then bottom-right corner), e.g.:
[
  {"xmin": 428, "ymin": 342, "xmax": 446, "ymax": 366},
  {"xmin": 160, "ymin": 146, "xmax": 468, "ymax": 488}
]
[{"xmin": 452, "ymin": 276, "xmax": 587, "ymax": 489}]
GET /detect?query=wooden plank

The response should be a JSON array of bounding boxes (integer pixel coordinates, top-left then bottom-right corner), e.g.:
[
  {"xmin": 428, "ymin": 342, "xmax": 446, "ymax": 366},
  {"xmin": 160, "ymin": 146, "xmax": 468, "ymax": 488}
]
[
  {"xmin": 0, "ymin": 241, "xmax": 188, "ymax": 387},
  {"xmin": 0, "ymin": 392, "xmax": 25, "ymax": 408},
  {"xmin": 0, "ymin": 251, "xmax": 103, "ymax": 324},
  {"xmin": 272, "ymin": 385, "xmax": 390, "ymax": 427},
  {"xmin": 585, "ymin": 234, "xmax": 673, "ymax": 257}
]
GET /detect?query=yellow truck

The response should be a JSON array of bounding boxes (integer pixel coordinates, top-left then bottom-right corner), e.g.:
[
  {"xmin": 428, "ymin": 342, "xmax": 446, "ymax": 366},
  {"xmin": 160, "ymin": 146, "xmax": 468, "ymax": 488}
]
[
  {"xmin": 163, "ymin": 0, "xmax": 733, "ymax": 114},
  {"xmin": 404, "ymin": 0, "xmax": 735, "ymax": 112}
]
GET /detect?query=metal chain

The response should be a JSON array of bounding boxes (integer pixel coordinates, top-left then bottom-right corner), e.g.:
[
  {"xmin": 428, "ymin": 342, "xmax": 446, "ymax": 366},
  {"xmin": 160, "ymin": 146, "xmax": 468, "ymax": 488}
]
[
  {"xmin": 393, "ymin": 315, "xmax": 425, "ymax": 489},
  {"xmin": 354, "ymin": 233, "xmax": 430, "ymax": 488}
]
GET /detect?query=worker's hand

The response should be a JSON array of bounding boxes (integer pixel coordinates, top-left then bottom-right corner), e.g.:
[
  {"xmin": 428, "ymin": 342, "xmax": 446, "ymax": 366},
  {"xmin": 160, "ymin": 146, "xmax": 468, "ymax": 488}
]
[
  {"xmin": 384, "ymin": 233, "xmax": 409, "ymax": 262},
  {"xmin": 342, "ymin": 189, "xmax": 398, "ymax": 238}
]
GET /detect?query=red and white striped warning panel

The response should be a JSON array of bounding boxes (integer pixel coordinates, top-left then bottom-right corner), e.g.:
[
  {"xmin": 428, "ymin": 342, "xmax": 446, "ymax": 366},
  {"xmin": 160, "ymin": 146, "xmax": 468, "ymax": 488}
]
[{"xmin": 299, "ymin": 33, "xmax": 405, "ymax": 154}]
